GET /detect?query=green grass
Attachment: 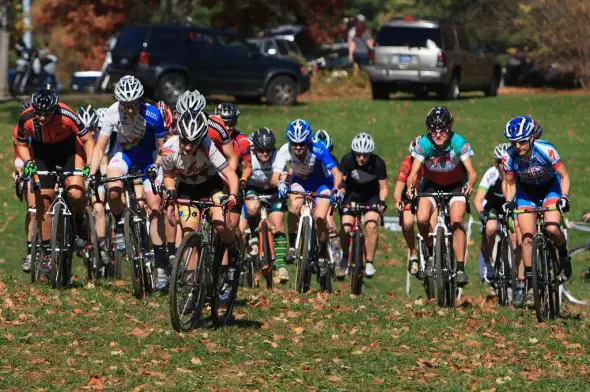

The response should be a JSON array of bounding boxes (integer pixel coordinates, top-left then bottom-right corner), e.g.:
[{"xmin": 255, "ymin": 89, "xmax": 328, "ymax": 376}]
[{"xmin": 0, "ymin": 94, "xmax": 589, "ymax": 390}]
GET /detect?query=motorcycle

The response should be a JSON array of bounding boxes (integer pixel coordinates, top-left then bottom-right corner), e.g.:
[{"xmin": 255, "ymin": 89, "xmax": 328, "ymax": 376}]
[
  {"xmin": 95, "ymin": 36, "xmax": 117, "ymax": 93},
  {"xmin": 11, "ymin": 41, "xmax": 59, "ymax": 96}
]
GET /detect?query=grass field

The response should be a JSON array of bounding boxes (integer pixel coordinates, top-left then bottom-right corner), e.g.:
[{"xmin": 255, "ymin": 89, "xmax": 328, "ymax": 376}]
[{"xmin": 0, "ymin": 93, "xmax": 588, "ymax": 390}]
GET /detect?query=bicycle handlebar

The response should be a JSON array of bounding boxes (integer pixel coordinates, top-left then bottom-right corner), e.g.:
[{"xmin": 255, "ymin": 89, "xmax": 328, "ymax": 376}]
[
  {"xmin": 341, "ymin": 203, "xmax": 385, "ymax": 227},
  {"xmin": 513, "ymin": 206, "xmax": 560, "ymax": 215},
  {"xmin": 287, "ymin": 190, "xmax": 332, "ymax": 199},
  {"xmin": 98, "ymin": 173, "xmax": 146, "ymax": 184}
]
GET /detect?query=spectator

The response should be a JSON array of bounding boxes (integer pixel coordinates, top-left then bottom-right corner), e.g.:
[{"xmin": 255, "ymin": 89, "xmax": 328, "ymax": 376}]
[{"xmin": 347, "ymin": 14, "xmax": 373, "ymax": 66}]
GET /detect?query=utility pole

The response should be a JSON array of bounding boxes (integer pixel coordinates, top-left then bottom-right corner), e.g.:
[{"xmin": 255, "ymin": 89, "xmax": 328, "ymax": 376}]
[
  {"xmin": 22, "ymin": 0, "xmax": 31, "ymax": 47},
  {"xmin": 0, "ymin": 0, "xmax": 10, "ymax": 98}
]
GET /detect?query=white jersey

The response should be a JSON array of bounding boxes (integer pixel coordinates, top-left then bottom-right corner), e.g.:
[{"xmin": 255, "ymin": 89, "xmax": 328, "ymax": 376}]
[
  {"xmin": 272, "ymin": 142, "xmax": 335, "ymax": 181},
  {"xmin": 100, "ymin": 101, "xmax": 165, "ymax": 150},
  {"xmin": 160, "ymin": 136, "xmax": 228, "ymax": 185},
  {"xmin": 247, "ymin": 150, "xmax": 276, "ymax": 190}
]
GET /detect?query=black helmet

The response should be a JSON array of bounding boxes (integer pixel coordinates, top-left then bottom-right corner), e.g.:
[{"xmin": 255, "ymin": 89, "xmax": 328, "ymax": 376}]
[
  {"xmin": 20, "ymin": 99, "xmax": 31, "ymax": 112},
  {"xmin": 77, "ymin": 105, "xmax": 99, "ymax": 129},
  {"xmin": 214, "ymin": 103, "xmax": 240, "ymax": 127},
  {"xmin": 31, "ymin": 85, "xmax": 59, "ymax": 114},
  {"xmin": 251, "ymin": 127, "xmax": 276, "ymax": 150},
  {"xmin": 426, "ymin": 106, "xmax": 454, "ymax": 132}
]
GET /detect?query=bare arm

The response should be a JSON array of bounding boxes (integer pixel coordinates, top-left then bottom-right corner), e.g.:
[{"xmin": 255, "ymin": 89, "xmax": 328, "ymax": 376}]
[
  {"xmin": 219, "ymin": 165, "xmax": 239, "ymax": 196},
  {"xmin": 240, "ymin": 159, "xmax": 252, "ymax": 183},
  {"xmin": 474, "ymin": 189, "xmax": 486, "ymax": 214},
  {"xmin": 271, "ymin": 172, "xmax": 282, "ymax": 187},
  {"xmin": 79, "ymin": 132, "xmax": 95, "ymax": 167},
  {"xmin": 90, "ymin": 134, "xmax": 109, "ymax": 175},
  {"xmin": 461, "ymin": 157, "xmax": 477, "ymax": 195},
  {"xmin": 555, "ymin": 163, "xmax": 570, "ymax": 196},
  {"xmin": 503, "ymin": 173, "xmax": 516, "ymax": 202},
  {"xmin": 406, "ymin": 159, "xmax": 423, "ymax": 196},
  {"xmin": 379, "ymin": 178, "xmax": 388, "ymax": 202},
  {"xmin": 222, "ymin": 143, "xmax": 238, "ymax": 172},
  {"xmin": 154, "ymin": 138, "xmax": 165, "ymax": 165},
  {"xmin": 330, "ymin": 166, "xmax": 343, "ymax": 189},
  {"xmin": 16, "ymin": 143, "xmax": 31, "ymax": 163},
  {"xmin": 163, "ymin": 172, "xmax": 175, "ymax": 192},
  {"xmin": 393, "ymin": 180, "xmax": 405, "ymax": 209}
]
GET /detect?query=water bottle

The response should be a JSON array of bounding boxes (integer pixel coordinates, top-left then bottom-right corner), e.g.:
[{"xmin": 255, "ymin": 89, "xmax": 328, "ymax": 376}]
[{"xmin": 115, "ymin": 232, "xmax": 126, "ymax": 251}]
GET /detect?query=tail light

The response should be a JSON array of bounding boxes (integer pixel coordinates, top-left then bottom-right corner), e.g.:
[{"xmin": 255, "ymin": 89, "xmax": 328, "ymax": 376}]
[
  {"xmin": 436, "ymin": 52, "xmax": 446, "ymax": 67},
  {"xmin": 138, "ymin": 51, "xmax": 149, "ymax": 65}
]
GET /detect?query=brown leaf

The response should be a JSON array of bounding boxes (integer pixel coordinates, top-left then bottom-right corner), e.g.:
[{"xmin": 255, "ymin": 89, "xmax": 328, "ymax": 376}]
[
  {"xmin": 465, "ymin": 340, "xmax": 481, "ymax": 347},
  {"xmin": 176, "ymin": 367, "xmax": 192, "ymax": 374},
  {"xmin": 88, "ymin": 375, "xmax": 105, "ymax": 390},
  {"xmin": 3, "ymin": 333, "xmax": 15, "ymax": 341},
  {"xmin": 190, "ymin": 357, "xmax": 202, "ymax": 366},
  {"xmin": 31, "ymin": 358, "xmax": 46, "ymax": 364},
  {"xmin": 328, "ymin": 375, "xmax": 341, "ymax": 383},
  {"xmin": 292, "ymin": 327, "xmax": 304, "ymax": 334},
  {"xmin": 287, "ymin": 310, "xmax": 302, "ymax": 318},
  {"xmin": 372, "ymin": 378, "xmax": 385, "ymax": 384},
  {"xmin": 72, "ymin": 308, "xmax": 82, "ymax": 315},
  {"xmin": 128, "ymin": 328, "xmax": 151, "ymax": 339},
  {"xmin": 141, "ymin": 370, "xmax": 165, "ymax": 378}
]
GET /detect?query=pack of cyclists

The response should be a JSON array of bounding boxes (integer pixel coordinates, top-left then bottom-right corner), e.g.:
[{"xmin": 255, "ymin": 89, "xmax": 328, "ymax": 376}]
[{"xmin": 12, "ymin": 74, "xmax": 576, "ymax": 312}]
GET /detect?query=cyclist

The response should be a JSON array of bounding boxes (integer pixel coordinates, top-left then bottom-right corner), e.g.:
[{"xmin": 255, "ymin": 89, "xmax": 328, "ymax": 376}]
[
  {"xmin": 272, "ymin": 119, "xmax": 344, "ymax": 270},
  {"xmin": 406, "ymin": 106, "xmax": 477, "ymax": 287},
  {"xmin": 394, "ymin": 136, "xmax": 423, "ymax": 276},
  {"xmin": 88, "ymin": 75, "xmax": 169, "ymax": 290},
  {"xmin": 501, "ymin": 115, "xmax": 572, "ymax": 306},
  {"xmin": 156, "ymin": 100, "xmax": 175, "ymax": 136},
  {"xmin": 77, "ymin": 105, "xmax": 111, "ymax": 266},
  {"xmin": 16, "ymin": 85, "xmax": 95, "ymax": 271},
  {"xmin": 474, "ymin": 143, "xmax": 514, "ymax": 286},
  {"xmin": 338, "ymin": 133, "xmax": 388, "ymax": 278},
  {"xmin": 160, "ymin": 110, "xmax": 240, "ymax": 302},
  {"xmin": 239, "ymin": 127, "xmax": 289, "ymax": 283}
]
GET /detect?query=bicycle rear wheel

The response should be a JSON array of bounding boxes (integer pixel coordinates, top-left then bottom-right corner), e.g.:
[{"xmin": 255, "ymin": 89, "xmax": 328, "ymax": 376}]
[
  {"xmin": 169, "ymin": 232, "xmax": 207, "ymax": 331},
  {"xmin": 547, "ymin": 246, "xmax": 561, "ymax": 319},
  {"xmin": 84, "ymin": 207, "xmax": 102, "ymax": 281},
  {"xmin": 434, "ymin": 227, "xmax": 446, "ymax": 307},
  {"xmin": 50, "ymin": 204, "xmax": 66, "ymax": 289},
  {"xmin": 211, "ymin": 241, "xmax": 238, "ymax": 326},
  {"xmin": 532, "ymin": 236, "xmax": 549, "ymax": 322},
  {"xmin": 350, "ymin": 230, "xmax": 363, "ymax": 295},
  {"xmin": 124, "ymin": 212, "xmax": 145, "ymax": 299}
]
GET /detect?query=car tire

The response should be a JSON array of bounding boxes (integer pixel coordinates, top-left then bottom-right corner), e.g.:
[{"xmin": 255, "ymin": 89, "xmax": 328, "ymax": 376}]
[
  {"xmin": 266, "ymin": 76, "xmax": 297, "ymax": 106},
  {"xmin": 441, "ymin": 74, "xmax": 460, "ymax": 100},
  {"xmin": 371, "ymin": 82, "xmax": 389, "ymax": 100},
  {"xmin": 485, "ymin": 73, "xmax": 499, "ymax": 97},
  {"xmin": 156, "ymin": 72, "xmax": 187, "ymax": 105}
]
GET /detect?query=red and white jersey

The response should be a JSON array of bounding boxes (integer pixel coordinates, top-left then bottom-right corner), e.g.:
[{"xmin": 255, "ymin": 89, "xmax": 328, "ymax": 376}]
[{"xmin": 160, "ymin": 135, "xmax": 228, "ymax": 185}]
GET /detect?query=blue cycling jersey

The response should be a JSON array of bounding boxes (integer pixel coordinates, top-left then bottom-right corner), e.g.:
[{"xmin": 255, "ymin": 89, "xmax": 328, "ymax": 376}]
[
  {"xmin": 502, "ymin": 139, "xmax": 561, "ymax": 187},
  {"xmin": 273, "ymin": 141, "xmax": 336, "ymax": 183}
]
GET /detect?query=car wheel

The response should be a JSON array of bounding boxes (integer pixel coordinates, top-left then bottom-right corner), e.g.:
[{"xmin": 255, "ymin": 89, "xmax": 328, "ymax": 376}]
[
  {"xmin": 266, "ymin": 76, "xmax": 297, "ymax": 106},
  {"xmin": 156, "ymin": 72, "xmax": 187, "ymax": 104},
  {"xmin": 371, "ymin": 82, "xmax": 389, "ymax": 100},
  {"xmin": 485, "ymin": 73, "xmax": 499, "ymax": 97},
  {"xmin": 441, "ymin": 74, "xmax": 460, "ymax": 100}
]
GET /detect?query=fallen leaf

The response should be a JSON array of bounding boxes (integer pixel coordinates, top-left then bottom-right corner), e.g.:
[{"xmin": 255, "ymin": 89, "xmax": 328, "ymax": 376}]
[
  {"xmin": 3, "ymin": 333, "xmax": 15, "ymax": 341},
  {"xmin": 191, "ymin": 357, "xmax": 202, "ymax": 366},
  {"xmin": 72, "ymin": 308, "xmax": 82, "ymax": 315},
  {"xmin": 88, "ymin": 375, "xmax": 105, "ymax": 389},
  {"xmin": 328, "ymin": 375, "xmax": 341, "ymax": 383},
  {"xmin": 176, "ymin": 367, "xmax": 191, "ymax": 374},
  {"xmin": 110, "ymin": 350, "xmax": 123, "ymax": 356},
  {"xmin": 31, "ymin": 358, "xmax": 46, "ymax": 364},
  {"xmin": 128, "ymin": 328, "xmax": 151, "ymax": 339},
  {"xmin": 292, "ymin": 327, "xmax": 304, "ymax": 334},
  {"xmin": 528, "ymin": 338, "xmax": 538, "ymax": 344},
  {"xmin": 372, "ymin": 378, "xmax": 385, "ymax": 384}
]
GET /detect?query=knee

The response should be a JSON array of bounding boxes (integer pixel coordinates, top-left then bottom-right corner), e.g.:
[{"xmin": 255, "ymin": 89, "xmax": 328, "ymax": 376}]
[
  {"xmin": 315, "ymin": 216, "xmax": 327, "ymax": 227},
  {"xmin": 93, "ymin": 203, "xmax": 105, "ymax": 216},
  {"xmin": 246, "ymin": 204, "xmax": 259, "ymax": 217},
  {"xmin": 340, "ymin": 222, "xmax": 352, "ymax": 234},
  {"xmin": 521, "ymin": 234, "xmax": 533, "ymax": 249},
  {"xmin": 108, "ymin": 187, "xmax": 122, "ymax": 202},
  {"xmin": 484, "ymin": 222, "xmax": 497, "ymax": 238},
  {"xmin": 365, "ymin": 221, "xmax": 378, "ymax": 235},
  {"xmin": 544, "ymin": 224, "xmax": 561, "ymax": 237},
  {"xmin": 402, "ymin": 219, "xmax": 414, "ymax": 233},
  {"xmin": 417, "ymin": 215, "xmax": 430, "ymax": 227},
  {"xmin": 450, "ymin": 221, "xmax": 465, "ymax": 233},
  {"xmin": 67, "ymin": 187, "xmax": 83, "ymax": 202}
]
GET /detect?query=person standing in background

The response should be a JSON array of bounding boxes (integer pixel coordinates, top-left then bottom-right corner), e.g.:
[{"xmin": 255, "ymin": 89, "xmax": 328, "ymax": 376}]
[{"xmin": 348, "ymin": 14, "xmax": 373, "ymax": 66}]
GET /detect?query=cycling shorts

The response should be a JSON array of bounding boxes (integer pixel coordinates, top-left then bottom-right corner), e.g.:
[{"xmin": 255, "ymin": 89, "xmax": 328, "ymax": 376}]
[
  {"xmin": 340, "ymin": 194, "xmax": 380, "ymax": 217},
  {"xmin": 242, "ymin": 188, "xmax": 286, "ymax": 216},
  {"xmin": 32, "ymin": 136, "xmax": 85, "ymax": 189},
  {"xmin": 291, "ymin": 174, "xmax": 332, "ymax": 197},
  {"xmin": 108, "ymin": 144, "xmax": 159, "ymax": 193},
  {"xmin": 419, "ymin": 179, "xmax": 465, "ymax": 209},
  {"xmin": 177, "ymin": 176, "xmax": 224, "ymax": 201},
  {"xmin": 515, "ymin": 177, "xmax": 561, "ymax": 209}
]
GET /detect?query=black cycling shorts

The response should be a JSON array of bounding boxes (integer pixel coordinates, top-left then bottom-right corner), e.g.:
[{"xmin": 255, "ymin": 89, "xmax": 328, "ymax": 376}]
[
  {"xmin": 32, "ymin": 137, "xmax": 77, "ymax": 189},
  {"xmin": 340, "ymin": 193, "xmax": 381, "ymax": 216}
]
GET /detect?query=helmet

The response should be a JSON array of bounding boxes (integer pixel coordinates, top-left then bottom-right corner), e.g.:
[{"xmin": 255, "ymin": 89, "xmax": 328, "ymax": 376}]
[
  {"xmin": 20, "ymin": 99, "xmax": 31, "ymax": 112},
  {"xmin": 31, "ymin": 84, "xmax": 59, "ymax": 114},
  {"xmin": 251, "ymin": 127, "xmax": 276, "ymax": 150},
  {"xmin": 351, "ymin": 132, "xmax": 375, "ymax": 154},
  {"xmin": 156, "ymin": 101, "xmax": 174, "ymax": 130},
  {"xmin": 285, "ymin": 118, "xmax": 312, "ymax": 144},
  {"xmin": 408, "ymin": 135, "xmax": 422, "ymax": 154},
  {"xmin": 313, "ymin": 129, "xmax": 333, "ymax": 152},
  {"xmin": 426, "ymin": 106, "xmax": 454, "ymax": 132},
  {"xmin": 533, "ymin": 118, "xmax": 543, "ymax": 138},
  {"xmin": 176, "ymin": 110, "xmax": 208, "ymax": 144},
  {"xmin": 175, "ymin": 90, "xmax": 206, "ymax": 115},
  {"xmin": 96, "ymin": 107, "xmax": 107, "ymax": 128},
  {"xmin": 114, "ymin": 75, "xmax": 144, "ymax": 102},
  {"xmin": 504, "ymin": 115, "xmax": 535, "ymax": 142},
  {"xmin": 214, "ymin": 103, "xmax": 240, "ymax": 127},
  {"xmin": 493, "ymin": 143, "xmax": 510, "ymax": 159},
  {"xmin": 77, "ymin": 105, "xmax": 99, "ymax": 129}
]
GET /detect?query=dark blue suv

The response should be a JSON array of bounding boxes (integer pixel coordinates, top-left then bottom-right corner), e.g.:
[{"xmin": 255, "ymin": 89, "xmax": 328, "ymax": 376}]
[{"xmin": 107, "ymin": 24, "xmax": 311, "ymax": 105}]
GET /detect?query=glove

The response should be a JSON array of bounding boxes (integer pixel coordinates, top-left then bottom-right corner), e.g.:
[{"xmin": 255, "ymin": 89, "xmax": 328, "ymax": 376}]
[
  {"xmin": 278, "ymin": 181, "xmax": 290, "ymax": 198},
  {"xmin": 379, "ymin": 199, "xmax": 387, "ymax": 213},
  {"xmin": 559, "ymin": 195, "xmax": 570, "ymax": 212},
  {"xmin": 146, "ymin": 164, "xmax": 161, "ymax": 182},
  {"xmin": 502, "ymin": 201, "xmax": 515, "ymax": 215},
  {"xmin": 331, "ymin": 188, "xmax": 344, "ymax": 205},
  {"xmin": 163, "ymin": 188, "xmax": 176, "ymax": 204},
  {"xmin": 462, "ymin": 184, "xmax": 473, "ymax": 198},
  {"xmin": 88, "ymin": 171, "xmax": 102, "ymax": 190},
  {"xmin": 224, "ymin": 194, "xmax": 238, "ymax": 211},
  {"xmin": 23, "ymin": 160, "xmax": 37, "ymax": 178},
  {"xmin": 479, "ymin": 210, "xmax": 488, "ymax": 225},
  {"xmin": 406, "ymin": 187, "xmax": 416, "ymax": 201},
  {"xmin": 81, "ymin": 164, "xmax": 90, "ymax": 179},
  {"xmin": 239, "ymin": 179, "xmax": 247, "ymax": 191}
]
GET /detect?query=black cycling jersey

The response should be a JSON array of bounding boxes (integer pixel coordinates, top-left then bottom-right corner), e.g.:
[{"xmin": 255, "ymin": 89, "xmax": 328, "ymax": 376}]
[{"xmin": 339, "ymin": 151, "xmax": 387, "ymax": 199}]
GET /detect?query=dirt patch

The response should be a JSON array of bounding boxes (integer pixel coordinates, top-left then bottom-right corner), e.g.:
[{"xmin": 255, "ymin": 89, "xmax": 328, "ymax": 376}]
[{"xmin": 498, "ymin": 86, "xmax": 589, "ymax": 95}]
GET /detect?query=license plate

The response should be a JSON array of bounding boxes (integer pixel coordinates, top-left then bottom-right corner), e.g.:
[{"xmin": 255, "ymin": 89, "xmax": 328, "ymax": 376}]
[{"xmin": 399, "ymin": 55, "xmax": 411, "ymax": 64}]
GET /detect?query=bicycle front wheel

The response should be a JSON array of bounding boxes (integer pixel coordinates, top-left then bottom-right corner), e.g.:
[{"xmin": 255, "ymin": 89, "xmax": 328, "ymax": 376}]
[
  {"xmin": 498, "ymin": 236, "xmax": 516, "ymax": 306},
  {"xmin": 260, "ymin": 222, "xmax": 273, "ymax": 289},
  {"xmin": 296, "ymin": 221, "xmax": 312, "ymax": 293},
  {"xmin": 50, "ymin": 204, "xmax": 67, "ymax": 289},
  {"xmin": 547, "ymin": 246, "xmax": 561, "ymax": 319},
  {"xmin": 434, "ymin": 227, "xmax": 446, "ymax": 307},
  {"xmin": 531, "ymin": 236, "xmax": 549, "ymax": 322},
  {"xmin": 350, "ymin": 230, "xmax": 363, "ymax": 296},
  {"xmin": 124, "ymin": 212, "xmax": 145, "ymax": 299},
  {"xmin": 85, "ymin": 207, "xmax": 102, "ymax": 281}
]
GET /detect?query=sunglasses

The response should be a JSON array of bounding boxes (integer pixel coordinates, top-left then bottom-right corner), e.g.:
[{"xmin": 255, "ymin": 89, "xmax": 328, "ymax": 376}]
[
  {"xmin": 429, "ymin": 128, "xmax": 450, "ymax": 135},
  {"xmin": 511, "ymin": 139, "xmax": 530, "ymax": 146},
  {"xmin": 34, "ymin": 108, "xmax": 55, "ymax": 117},
  {"xmin": 256, "ymin": 149, "xmax": 273, "ymax": 154},
  {"xmin": 355, "ymin": 152, "xmax": 370, "ymax": 158},
  {"xmin": 291, "ymin": 142, "xmax": 307, "ymax": 147},
  {"xmin": 120, "ymin": 101, "xmax": 139, "ymax": 110}
]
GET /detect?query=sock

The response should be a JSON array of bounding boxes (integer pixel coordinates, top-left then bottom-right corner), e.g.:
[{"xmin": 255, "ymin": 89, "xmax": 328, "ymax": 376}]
[
  {"xmin": 557, "ymin": 244, "xmax": 568, "ymax": 257},
  {"xmin": 288, "ymin": 233, "xmax": 297, "ymax": 249},
  {"xmin": 227, "ymin": 241, "xmax": 240, "ymax": 267},
  {"xmin": 166, "ymin": 242, "xmax": 176, "ymax": 257},
  {"xmin": 27, "ymin": 241, "xmax": 32, "ymax": 255},
  {"xmin": 366, "ymin": 260, "xmax": 373, "ymax": 264},
  {"xmin": 74, "ymin": 213, "xmax": 86, "ymax": 238},
  {"xmin": 153, "ymin": 245, "xmax": 167, "ymax": 270},
  {"xmin": 456, "ymin": 261, "xmax": 465, "ymax": 272},
  {"xmin": 525, "ymin": 266, "xmax": 532, "ymax": 287},
  {"xmin": 113, "ymin": 214, "xmax": 123, "ymax": 226},
  {"xmin": 247, "ymin": 216, "xmax": 259, "ymax": 235},
  {"xmin": 273, "ymin": 233, "xmax": 288, "ymax": 268}
]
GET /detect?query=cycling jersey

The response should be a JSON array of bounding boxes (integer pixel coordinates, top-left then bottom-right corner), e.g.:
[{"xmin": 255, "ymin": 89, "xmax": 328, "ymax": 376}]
[
  {"xmin": 502, "ymin": 140, "xmax": 561, "ymax": 187},
  {"xmin": 231, "ymin": 130, "xmax": 251, "ymax": 165},
  {"xmin": 161, "ymin": 135, "xmax": 228, "ymax": 185},
  {"xmin": 273, "ymin": 142, "xmax": 336, "ymax": 181},
  {"xmin": 17, "ymin": 103, "xmax": 88, "ymax": 144},
  {"xmin": 247, "ymin": 150, "xmax": 276, "ymax": 190},
  {"xmin": 207, "ymin": 114, "xmax": 232, "ymax": 147},
  {"xmin": 339, "ymin": 152, "xmax": 387, "ymax": 200},
  {"xmin": 397, "ymin": 154, "xmax": 423, "ymax": 185},
  {"xmin": 412, "ymin": 132, "xmax": 473, "ymax": 186},
  {"xmin": 478, "ymin": 166, "xmax": 504, "ymax": 211},
  {"xmin": 100, "ymin": 102, "xmax": 165, "ymax": 150}
]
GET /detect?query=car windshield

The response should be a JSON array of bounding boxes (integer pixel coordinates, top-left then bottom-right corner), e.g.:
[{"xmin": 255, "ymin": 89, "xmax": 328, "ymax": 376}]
[
  {"xmin": 376, "ymin": 26, "xmax": 441, "ymax": 48},
  {"xmin": 116, "ymin": 27, "xmax": 148, "ymax": 50}
]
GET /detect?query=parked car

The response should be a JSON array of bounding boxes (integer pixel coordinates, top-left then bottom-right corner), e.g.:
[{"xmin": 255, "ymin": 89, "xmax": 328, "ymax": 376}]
[
  {"xmin": 247, "ymin": 36, "xmax": 304, "ymax": 62},
  {"xmin": 365, "ymin": 17, "xmax": 502, "ymax": 100},
  {"xmin": 106, "ymin": 24, "xmax": 311, "ymax": 105},
  {"xmin": 504, "ymin": 53, "xmax": 580, "ymax": 89},
  {"xmin": 70, "ymin": 71, "xmax": 102, "ymax": 92}
]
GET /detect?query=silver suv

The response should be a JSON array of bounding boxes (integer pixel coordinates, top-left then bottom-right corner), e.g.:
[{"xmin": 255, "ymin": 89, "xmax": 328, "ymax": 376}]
[{"xmin": 365, "ymin": 18, "xmax": 501, "ymax": 100}]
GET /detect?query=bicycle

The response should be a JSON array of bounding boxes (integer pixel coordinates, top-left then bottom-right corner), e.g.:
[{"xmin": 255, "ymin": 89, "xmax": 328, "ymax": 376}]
[
  {"xmin": 33, "ymin": 167, "xmax": 84, "ymax": 288},
  {"xmin": 289, "ymin": 191, "xmax": 336, "ymax": 294},
  {"xmin": 341, "ymin": 202, "xmax": 384, "ymax": 295},
  {"xmin": 486, "ymin": 212, "xmax": 517, "ymax": 307},
  {"xmin": 413, "ymin": 191, "xmax": 469, "ymax": 308},
  {"xmin": 16, "ymin": 175, "xmax": 45, "ymax": 283},
  {"xmin": 168, "ymin": 198, "xmax": 237, "ymax": 331},
  {"xmin": 242, "ymin": 194, "xmax": 275, "ymax": 289},
  {"xmin": 513, "ymin": 206, "xmax": 563, "ymax": 321},
  {"xmin": 81, "ymin": 186, "xmax": 103, "ymax": 281},
  {"xmin": 99, "ymin": 171, "xmax": 156, "ymax": 299}
]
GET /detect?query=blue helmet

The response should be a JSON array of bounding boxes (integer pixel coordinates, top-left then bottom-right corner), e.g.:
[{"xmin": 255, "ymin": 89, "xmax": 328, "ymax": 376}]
[
  {"xmin": 504, "ymin": 115, "xmax": 535, "ymax": 142},
  {"xmin": 286, "ymin": 118, "xmax": 312, "ymax": 144},
  {"xmin": 313, "ymin": 129, "xmax": 333, "ymax": 152}
]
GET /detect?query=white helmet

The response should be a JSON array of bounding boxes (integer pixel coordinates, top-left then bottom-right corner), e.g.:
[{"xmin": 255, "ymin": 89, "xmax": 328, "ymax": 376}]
[
  {"xmin": 77, "ymin": 105, "xmax": 99, "ymax": 128},
  {"xmin": 177, "ymin": 110, "xmax": 208, "ymax": 144},
  {"xmin": 96, "ymin": 107, "xmax": 107, "ymax": 122},
  {"xmin": 114, "ymin": 75, "xmax": 144, "ymax": 102},
  {"xmin": 493, "ymin": 143, "xmax": 510, "ymax": 159},
  {"xmin": 176, "ymin": 90, "xmax": 206, "ymax": 115},
  {"xmin": 351, "ymin": 133, "xmax": 375, "ymax": 154}
]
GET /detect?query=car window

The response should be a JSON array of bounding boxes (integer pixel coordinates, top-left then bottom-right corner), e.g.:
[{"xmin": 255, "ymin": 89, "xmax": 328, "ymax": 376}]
[
  {"xmin": 188, "ymin": 31, "xmax": 215, "ymax": 56},
  {"xmin": 262, "ymin": 40, "xmax": 277, "ymax": 54},
  {"xmin": 286, "ymin": 41, "xmax": 299, "ymax": 54},
  {"xmin": 116, "ymin": 27, "xmax": 148, "ymax": 50},
  {"xmin": 375, "ymin": 26, "xmax": 441, "ymax": 48},
  {"xmin": 441, "ymin": 26, "xmax": 457, "ymax": 50},
  {"xmin": 216, "ymin": 34, "xmax": 251, "ymax": 57},
  {"xmin": 455, "ymin": 26, "xmax": 471, "ymax": 51},
  {"xmin": 150, "ymin": 29, "xmax": 186, "ymax": 54},
  {"xmin": 276, "ymin": 40, "xmax": 290, "ymax": 56}
]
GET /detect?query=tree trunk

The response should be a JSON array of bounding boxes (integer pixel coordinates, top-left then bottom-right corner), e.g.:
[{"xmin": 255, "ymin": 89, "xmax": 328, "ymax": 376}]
[{"xmin": 0, "ymin": 1, "xmax": 10, "ymax": 98}]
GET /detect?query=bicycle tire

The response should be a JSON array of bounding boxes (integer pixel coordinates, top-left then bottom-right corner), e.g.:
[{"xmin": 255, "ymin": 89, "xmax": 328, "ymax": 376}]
[
  {"xmin": 422, "ymin": 240, "xmax": 436, "ymax": 299},
  {"xmin": 324, "ymin": 259, "xmax": 333, "ymax": 294},
  {"xmin": 350, "ymin": 230, "xmax": 363, "ymax": 295},
  {"xmin": 138, "ymin": 220, "xmax": 155, "ymax": 294},
  {"xmin": 547, "ymin": 246, "xmax": 561, "ymax": 319},
  {"xmin": 169, "ymin": 232, "xmax": 207, "ymax": 331},
  {"xmin": 260, "ymin": 222, "xmax": 273, "ymax": 290},
  {"xmin": 495, "ymin": 237, "xmax": 508, "ymax": 306},
  {"xmin": 531, "ymin": 236, "xmax": 549, "ymax": 322},
  {"xmin": 435, "ymin": 227, "xmax": 446, "ymax": 307},
  {"xmin": 447, "ymin": 237, "xmax": 456, "ymax": 308},
  {"xmin": 501, "ymin": 236, "xmax": 516, "ymax": 306},
  {"xmin": 211, "ymin": 240, "xmax": 238, "ymax": 326},
  {"xmin": 50, "ymin": 204, "xmax": 66, "ymax": 289},
  {"xmin": 85, "ymin": 207, "xmax": 102, "ymax": 281},
  {"xmin": 124, "ymin": 211, "xmax": 145, "ymax": 299},
  {"xmin": 296, "ymin": 222, "xmax": 310, "ymax": 293},
  {"xmin": 30, "ymin": 218, "xmax": 42, "ymax": 284}
]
